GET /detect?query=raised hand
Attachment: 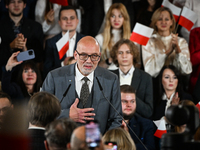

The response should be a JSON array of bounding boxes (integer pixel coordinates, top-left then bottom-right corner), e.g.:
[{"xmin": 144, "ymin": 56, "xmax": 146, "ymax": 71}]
[
  {"xmin": 10, "ymin": 33, "xmax": 27, "ymax": 50},
  {"xmin": 171, "ymin": 33, "xmax": 181, "ymax": 53},
  {"xmin": 69, "ymin": 98, "xmax": 95, "ymax": 123},
  {"xmin": 45, "ymin": 9, "xmax": 55, "ymax": 25},
  {"xmin": 6, "ymin": 51, "xmax": 23, "ymax": 71},
  {"xmin": 171, "ymin": 92, "xmax": 180, "ymax": 105}
]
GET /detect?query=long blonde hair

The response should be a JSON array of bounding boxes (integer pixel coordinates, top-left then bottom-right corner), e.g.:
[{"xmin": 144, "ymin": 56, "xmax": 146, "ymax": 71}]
[
  {"xmin": 101, "ymin": 3, "xmax": 131, "ymax": 60},
  {"xmin": 102, "ymin": 128, "xmax": 136, "ymax": 150}
]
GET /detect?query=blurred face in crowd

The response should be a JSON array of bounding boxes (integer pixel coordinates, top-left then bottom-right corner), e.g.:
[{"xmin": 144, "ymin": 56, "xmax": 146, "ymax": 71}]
[
  {"xmin": 117, "ymin": 44, "xmax": 133, "ymax": 68},
  {"xmin": 148, "ymin": 0, "xmax": 156, "ymax": 7},
  {"xmin": 74, "ymin": 37, "xmax": 100, "ymax": 76},
  {"xmin": 6, "ymin": 0, "xmax": 26, "ymax": 17},
  {"xmin": 155, "ymin": 10, "xmax": 173, "ymax": 34},
  {"xmin": 0, "ymin": 98, "xmax": 13, "ymax": 125},
  {"xmin": 121, "ymin": 92, "xmax": 136, "ymax": 120},
  {"xmin": 22, "ymin": 68, "xmax": 37, "ymax": 86},
  {"xmin": 110, "ymin": 9, "xmax": 124, "ymax": 30},
  {"xmin": 162, "ymin": 68, "xmax": 178, "ymax": 92},
  {"xmin": 59, "ymin": 9, "xmax": 79, "ymax": 33}
]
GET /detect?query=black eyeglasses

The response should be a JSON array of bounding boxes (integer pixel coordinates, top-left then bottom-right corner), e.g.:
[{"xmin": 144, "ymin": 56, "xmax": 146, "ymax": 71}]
[{"xmin": 76, "ymin": 50, "xmax": 100, "ymax": 61}]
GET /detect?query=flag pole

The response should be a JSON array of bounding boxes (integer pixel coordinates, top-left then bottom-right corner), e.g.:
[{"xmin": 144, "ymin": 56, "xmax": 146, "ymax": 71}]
[{"xmin": 174, "ymin": 8, "xmax": 183, "ymax": 34}]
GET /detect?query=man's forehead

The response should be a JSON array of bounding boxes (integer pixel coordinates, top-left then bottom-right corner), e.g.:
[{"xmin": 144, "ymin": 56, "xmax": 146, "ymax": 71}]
[
  {"xmin": 121, "ymin": 93, "xmax": 135, "ymax": 100},
  {"xmin": 0, "ymin": 98, "xmax": 11, "ymax": 107}
]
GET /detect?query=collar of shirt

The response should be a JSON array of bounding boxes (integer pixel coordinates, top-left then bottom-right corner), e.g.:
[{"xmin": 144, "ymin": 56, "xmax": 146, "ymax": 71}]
[
  {"xmin": 75, "ymin": 63, "xmax": 94, "ymax": 84},
  {"xmin": 62, "ymin": 32, "xmax": 77, "ymax": 39},
  {"xmin": 28, "ymin": 126, "xmax": 45, "ymax": 130},
  {"xmin": 162, "ymin": 92, "xmax": 175, "ymax": 101},
  {"xmin": 119, "ymin": 66, "xmax": 135, "ymax": 78}
]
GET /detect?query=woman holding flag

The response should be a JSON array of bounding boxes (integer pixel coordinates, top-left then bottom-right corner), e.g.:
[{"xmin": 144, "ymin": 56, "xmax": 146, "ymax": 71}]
[
  {"xmin": 95, "ymin": 3, "xmax": 131, "ymax": 70},
  {"xmin": 142, "ymin": 7, "xmax": 192, "ymax": 78}
]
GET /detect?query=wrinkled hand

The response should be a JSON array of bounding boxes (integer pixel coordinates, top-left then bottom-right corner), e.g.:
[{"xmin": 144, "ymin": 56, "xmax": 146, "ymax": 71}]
[
  {"xmin": 6, "ymin": 51, "xmax": 23, "ymax": 71},
  {"xmin": 171, "ymin": 92, "xmax": 180, "ymax": 105},
  {"xmin": 10, "ymin": 33, "xmax": 27, "ymax": 50},
  {"xmin": 69, "ymin": 98, "xmax": 95, "ymax": 123},
  {"xmin": 45, "ymin": 9, "xmax": 55, "ymax": 24},
  {"xmin": 121, "ymin": 120, "xmax": 129, "ymax": 132}
]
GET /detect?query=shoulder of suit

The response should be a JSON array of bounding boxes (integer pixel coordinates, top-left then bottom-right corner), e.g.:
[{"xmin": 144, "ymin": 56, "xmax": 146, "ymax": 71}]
[
  {"xmin": 96, "ymin": 66, "xmax": 118, "ymax": 79},
  {"xmin": 133, "ymin": 115, "xmax": 153, "ymax": 125},
  {"xmin": 50, "ymin": 64, "xmax": 73, "ymax": 76},
  {"xmin": 23, "ymin": 18, "xmax": 42, "ymax": 28},
  {"xmin": 135, "ymin": 68, "xmax": 151, "ymax": 78},
  {"xmin": 46, "ymin": 33, "xmax": 62, "ymax": 43}
]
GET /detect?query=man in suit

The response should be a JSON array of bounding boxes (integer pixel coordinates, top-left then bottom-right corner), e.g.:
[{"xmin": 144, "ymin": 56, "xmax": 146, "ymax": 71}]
[
  {"xmin": 0, "ymin": 0, "xmax": 43, "ymax": 81},
  {"xmin": 120, "ymin": 85, "xmax": 155, "ymax": 150},
  {"xmin": 43, "ymin": 6, "xmax": 84, "ymax": 78},
  {"xmin": 42, "ymin": 36, "xmax": 122, "ymax": 134},
  {"xmin": 110, "ymin": 39, "xmax": 153, "ymax": 118},
  {"xmin": 27, "ymin": 92, "xmax": 61, "ymax": 150}
]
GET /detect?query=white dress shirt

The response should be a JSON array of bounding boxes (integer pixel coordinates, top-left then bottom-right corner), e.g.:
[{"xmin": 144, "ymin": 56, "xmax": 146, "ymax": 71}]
[
  {"xmin": 119, "ymin": 66, "xmax": 135, "ymax": 85},
  {"xmin": 75, "ymin": 63, "xmax": 94, "ymax": 98}
]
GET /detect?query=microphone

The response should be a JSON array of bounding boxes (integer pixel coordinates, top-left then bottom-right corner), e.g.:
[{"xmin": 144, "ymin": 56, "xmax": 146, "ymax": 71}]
[
  {"xmin": 60, "ymin": 84, "xmax": 71, "ymax": 104},
  {"xmin": 96, "ymin": 77, "xmax": 148, "ymax": 150}
]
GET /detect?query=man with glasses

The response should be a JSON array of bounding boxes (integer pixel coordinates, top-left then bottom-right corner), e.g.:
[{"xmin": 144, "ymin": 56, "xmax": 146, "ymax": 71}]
[
  {"xmin": 43, "ymin": 5, "xmax": 84, "ymax": 78},
  {"xmin": 42, "ymin": 36, "xmax": 122, "ymax": 134}
]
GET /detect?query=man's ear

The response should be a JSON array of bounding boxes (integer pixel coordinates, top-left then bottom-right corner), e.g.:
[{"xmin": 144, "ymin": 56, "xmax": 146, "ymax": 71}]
[
  {"xmin": 44, "ymin": 140, "xmax": 49, "ymax": 150},
  {"xmin": 67, "ymin": 143, "xmax": 71, "ymax": 149}
]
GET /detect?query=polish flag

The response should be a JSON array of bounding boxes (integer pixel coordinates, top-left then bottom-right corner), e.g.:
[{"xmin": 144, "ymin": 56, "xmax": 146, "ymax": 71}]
[
  {"xmin": 56, "ymin": 31, "xmax": 69, "ymax": 60},
  {"xmin": 154, "ymin": 119, "xmax": 167, "ymax": 138},
  {"xmin": 130, "ymin": 23, "xmax": 154, "ymax": 46},
  {"xmin": 49, "ymin": 0, "xmax": 68, "ymax": 6},
  {"xmin": 178, "ymin": 7, "xmax": 198, "ymax": 31},
  {"xmin": 161, "ymin": 0, "xmax": 181, "ymax": 22},
  {"xmin": 196, "ymin": 102, "xmax": 200, "ymax": 118}
]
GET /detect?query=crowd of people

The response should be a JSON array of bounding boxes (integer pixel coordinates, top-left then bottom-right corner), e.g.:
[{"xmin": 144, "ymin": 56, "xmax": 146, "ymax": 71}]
[{"xmin": 0, "ymin": 0, "xmax": 200, "ymax": 150}]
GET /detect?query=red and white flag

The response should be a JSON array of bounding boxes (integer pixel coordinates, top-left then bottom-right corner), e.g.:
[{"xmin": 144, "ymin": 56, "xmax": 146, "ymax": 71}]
[
  {"xmin": 161, "ymin": 0, "xmax": 181, "ymax": 22},
  {"xmin": 178, "ymin": 7, "xmax": 198, "ymax": 31},
  {"xmin": 56, "ymin": 31, "xmax": 69, "ymax": 60},
  {"xmin": 130, "ymin": 23, "xmax": 154, "ymax": 46},
  {"xmin": 154, "ymin": 119, "xmax": 167, "ymax": 138},
  {"xmin": 196, "ymin": 102, "xmax": 200, "ymax": 118},
  {"xmin": 49, "ymin": 0, "xmax": 68, "ymax": 6}
]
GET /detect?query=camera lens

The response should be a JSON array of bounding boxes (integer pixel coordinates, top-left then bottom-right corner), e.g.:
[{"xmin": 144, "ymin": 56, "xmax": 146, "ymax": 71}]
[{"xmin": 28, "ymin": 50, "xmax": 33, "ymax": 55}]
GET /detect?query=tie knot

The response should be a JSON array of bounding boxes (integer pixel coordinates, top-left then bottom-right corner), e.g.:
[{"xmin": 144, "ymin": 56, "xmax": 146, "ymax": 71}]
[{"xmin": 82, "ymin": 77, "xmax": 89, "ymax": 83}]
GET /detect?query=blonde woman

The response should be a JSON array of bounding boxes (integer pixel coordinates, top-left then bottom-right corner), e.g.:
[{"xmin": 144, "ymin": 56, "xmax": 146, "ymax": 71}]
[
  {"xmin": 102, "ymin": 127, "xmax": 136, "ymax": 150},
  {"xmin": 142, "ymin": 7, "xmax": 192, "ymax": 78},
  {"xmin": 95, "ymin": 3, "xmax": 131, "ymax": 70}
]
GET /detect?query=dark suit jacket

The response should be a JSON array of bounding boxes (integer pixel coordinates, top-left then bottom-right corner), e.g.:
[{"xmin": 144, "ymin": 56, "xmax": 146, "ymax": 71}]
[
  {"xmin": 0, "ymin": 16, "xmax": 43, "ymax": 80},
  {"xmin": 41, "ymin": 63, "xmax": 122, "ymax": 134},
  {"xmin": 28, "ymin": 129, "xmax": 46, "ymax": 150},
  {"xmin": 43, "ymin": 32, "xmax": 84, "ymax": 78},
  {"xmin": 111, "ymin": 68, "xmax": 153, "ymax": 118},
  {"xmin": 129, "ymin": 115, "xmax": 156, "ymax": 150}
]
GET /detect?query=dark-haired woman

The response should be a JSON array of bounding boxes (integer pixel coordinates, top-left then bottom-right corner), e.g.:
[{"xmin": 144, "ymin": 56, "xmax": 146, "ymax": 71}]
[{"xmin": 2, "ymin": 52, "xmax": 42, "ymax": 104}]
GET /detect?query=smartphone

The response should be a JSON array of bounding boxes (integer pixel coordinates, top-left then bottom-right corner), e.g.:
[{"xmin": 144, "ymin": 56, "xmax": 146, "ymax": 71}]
[
  {"xmin": 85, "ymin": 120, "xmax": 101, "ymax": 148},
  {"xmin": 104, "ymin": 142, "xmax": 118, "ymax": 150},
  {"xmin": 17, "ymin": 49, "xmax": 35, "ymax": 62}
]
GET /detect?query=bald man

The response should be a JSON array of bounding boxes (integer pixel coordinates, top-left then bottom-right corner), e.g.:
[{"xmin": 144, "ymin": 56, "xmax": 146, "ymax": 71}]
[
  {"xmin": 69, "ymin": 125, "xmax": 104, "ymax": 150},
  {"xmin": 42, "ymin": 36, "xmax": 122, "ymax": 134}
]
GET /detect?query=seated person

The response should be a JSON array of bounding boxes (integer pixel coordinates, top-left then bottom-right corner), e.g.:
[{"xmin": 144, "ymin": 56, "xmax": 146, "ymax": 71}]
[
  {"xmin": 1, "ymin": 52, "xmax": 42, "ymax": 105},
  {"xmin": 69, "ymin": 124, "xmax": 104, "ymax": 150},
  {"xmin": 102, "ymin": 127, "xmax": 136, "ymax": 150},
  {"xmin": 27, "ymin": 91, "xmax": 61, "ymax": 150},
  {"xmin": 152, "ymin": 65, "xmax": 193, "ymax": 121},
  {"xmin": 43, "ymin": 5, "xmax": 84, "ymax": 78},
  {"xmin": 0, "ymin": 0, "xmax": 44, "ymax": 81},
  {"xmin": 142, "ymin": 7, "xmax": 192, "ymax": 78},
  {"xmin": 120, "ymin": 85, "xmax": 155, "ymax": 150},
  {"xmin": 110, "ymin": 39, "xmax": 153, "ymax": 118},
  {"xmin": 0, "ymin": 91, "xmax": 13, "ymax": 128},
  {"xmin": 95, "ymin": 3, "xmax": 131, "ymax": 70},
  {"xmin": 44, "ymin": 118, "xmax": 77, "ymax": 150}
]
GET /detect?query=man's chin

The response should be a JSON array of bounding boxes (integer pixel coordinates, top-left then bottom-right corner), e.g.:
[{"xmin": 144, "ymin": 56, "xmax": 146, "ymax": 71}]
[{"xmin": 123, "ymin": 112, "xmax": 135, "ymax": 120}]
